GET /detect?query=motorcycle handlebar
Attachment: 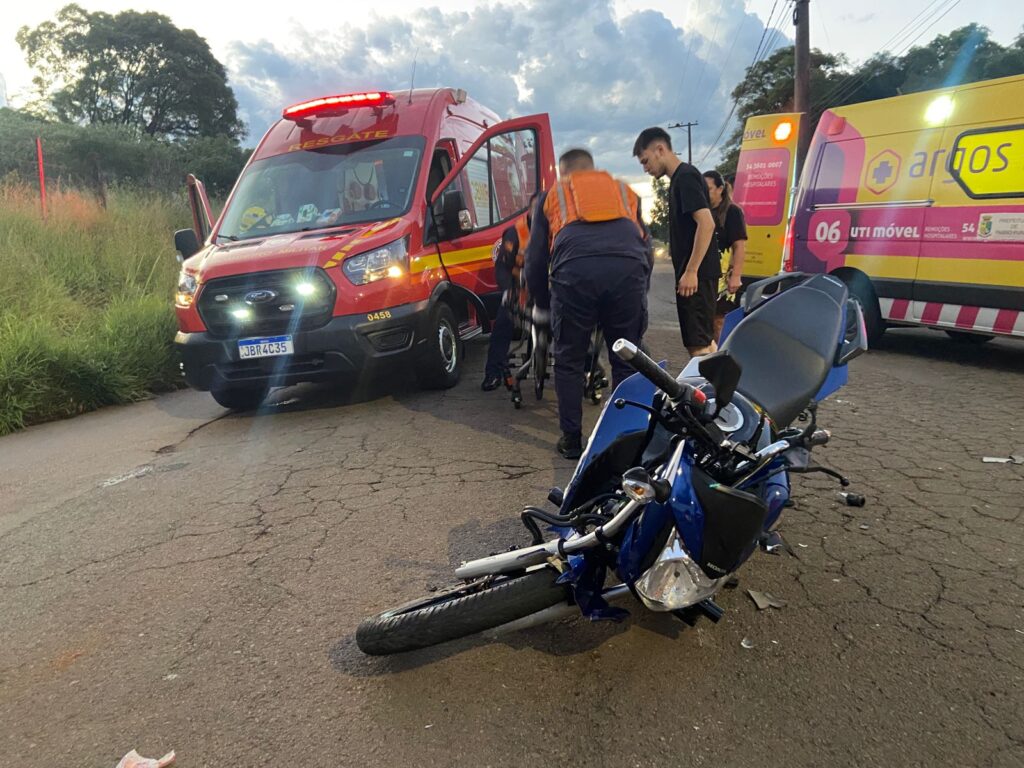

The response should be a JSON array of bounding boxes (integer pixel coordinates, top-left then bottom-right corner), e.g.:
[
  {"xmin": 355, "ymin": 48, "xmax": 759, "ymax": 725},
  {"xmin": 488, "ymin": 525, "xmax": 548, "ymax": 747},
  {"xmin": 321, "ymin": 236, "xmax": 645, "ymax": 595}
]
[{"xmin": 612, "ymin": 339, "xmax": 694, "ymax": 403}]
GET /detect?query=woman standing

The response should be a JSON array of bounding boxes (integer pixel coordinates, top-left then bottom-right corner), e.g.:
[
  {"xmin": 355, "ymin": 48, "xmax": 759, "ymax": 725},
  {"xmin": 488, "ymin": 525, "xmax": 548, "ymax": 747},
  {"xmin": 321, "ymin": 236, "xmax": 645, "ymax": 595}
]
[{"xmin": 703, "ymin": 170, "xmax": 748, "ymax": 342}]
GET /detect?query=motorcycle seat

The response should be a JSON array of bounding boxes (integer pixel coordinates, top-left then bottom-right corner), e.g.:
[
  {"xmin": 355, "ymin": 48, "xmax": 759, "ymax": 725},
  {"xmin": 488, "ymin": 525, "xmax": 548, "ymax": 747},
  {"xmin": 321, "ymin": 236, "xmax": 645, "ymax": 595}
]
[{"xmin": 720, "ymin": 274, "xmax": 847, "ymax": 428}]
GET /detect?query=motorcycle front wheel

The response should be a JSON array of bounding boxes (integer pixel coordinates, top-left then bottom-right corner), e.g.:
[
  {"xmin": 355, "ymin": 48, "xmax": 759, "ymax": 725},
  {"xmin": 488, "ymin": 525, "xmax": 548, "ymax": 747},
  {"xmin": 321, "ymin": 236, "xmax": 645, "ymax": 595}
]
[{"xmin": 356, "ymin": 566, "xmax": 568, "ymax": 655}]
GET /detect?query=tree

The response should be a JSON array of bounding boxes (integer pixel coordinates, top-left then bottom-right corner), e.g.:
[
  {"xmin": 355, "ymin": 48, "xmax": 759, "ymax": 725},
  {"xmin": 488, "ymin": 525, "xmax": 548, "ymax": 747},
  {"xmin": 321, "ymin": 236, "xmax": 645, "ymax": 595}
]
[
  {"xmin": 716, "ymin": 25, "xmax": 1024, "ymax": 177},
  {"xmin": 648, "ymin": 176, "xmax": 670, "ymax": 243},
  {"xmin": 17, "ymin": 4, "xmax": 244, "ymax": 140},
  {"xmin": 717, "ymin": 46, "xmax": 847, "ymax": 177}
]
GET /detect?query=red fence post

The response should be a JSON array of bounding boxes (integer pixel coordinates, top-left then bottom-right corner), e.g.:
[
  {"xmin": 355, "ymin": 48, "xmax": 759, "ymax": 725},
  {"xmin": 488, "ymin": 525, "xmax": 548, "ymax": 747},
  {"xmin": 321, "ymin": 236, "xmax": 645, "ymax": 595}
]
[{"xmin": 35, "ymin": 137, "xmax": 48, "ymax": 219}]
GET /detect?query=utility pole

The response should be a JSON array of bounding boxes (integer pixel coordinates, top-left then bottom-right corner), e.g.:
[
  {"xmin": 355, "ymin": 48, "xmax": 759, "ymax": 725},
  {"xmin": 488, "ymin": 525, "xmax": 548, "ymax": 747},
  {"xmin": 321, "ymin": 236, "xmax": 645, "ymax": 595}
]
[
  {"xmin": 793, "ymin": 0, "xmax": 811, "ymax": 175},
  {"xmin": 667, "ymin": 121, "xmax": 698, "ymax": 165}
]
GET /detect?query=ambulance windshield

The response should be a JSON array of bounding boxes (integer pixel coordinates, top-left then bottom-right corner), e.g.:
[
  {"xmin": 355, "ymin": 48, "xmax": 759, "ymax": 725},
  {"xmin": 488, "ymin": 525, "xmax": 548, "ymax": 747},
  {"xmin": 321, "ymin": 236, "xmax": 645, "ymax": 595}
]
[{"xmin": 218, "ymin": 136, "xmax": 425, "ymax": 241}]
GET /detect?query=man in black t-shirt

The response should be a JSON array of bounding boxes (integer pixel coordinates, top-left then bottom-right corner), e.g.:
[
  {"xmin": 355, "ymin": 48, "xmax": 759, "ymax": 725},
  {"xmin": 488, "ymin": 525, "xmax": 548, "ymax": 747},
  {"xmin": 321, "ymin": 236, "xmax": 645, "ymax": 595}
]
[{"xmin": 633, "ymin": 127, "xmax": 720, "ymax": 356}]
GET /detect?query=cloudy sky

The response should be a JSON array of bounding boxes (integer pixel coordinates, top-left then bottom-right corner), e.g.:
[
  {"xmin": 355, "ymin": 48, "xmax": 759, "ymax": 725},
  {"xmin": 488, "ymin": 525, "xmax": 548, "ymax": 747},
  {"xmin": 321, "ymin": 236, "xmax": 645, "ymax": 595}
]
[{"xmin": 1, "ymin": 0, "xmax": 1018, "ymax": 197}]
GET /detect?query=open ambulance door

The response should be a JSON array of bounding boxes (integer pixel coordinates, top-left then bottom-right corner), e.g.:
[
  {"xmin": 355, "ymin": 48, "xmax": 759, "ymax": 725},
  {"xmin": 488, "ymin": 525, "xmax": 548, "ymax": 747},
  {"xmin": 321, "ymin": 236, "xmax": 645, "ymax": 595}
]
[
  {"xmin": 173, "ymin": 174, "xmax": 215, "ymax": 261},
  {"xmin": 427, "ymin": 114, "xmax": 556, "ymax": 331}
]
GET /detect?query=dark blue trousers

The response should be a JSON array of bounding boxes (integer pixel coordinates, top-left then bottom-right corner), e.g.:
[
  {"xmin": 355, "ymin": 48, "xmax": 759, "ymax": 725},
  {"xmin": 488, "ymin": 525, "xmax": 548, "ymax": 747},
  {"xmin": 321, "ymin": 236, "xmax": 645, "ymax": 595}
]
[
  {"xmin": 484, "ymin": 304, "xmax": 516, "ymax": 379},
  {"xmin": 551, "ymin": 257, "xmax": 647, "ymax": 435}
]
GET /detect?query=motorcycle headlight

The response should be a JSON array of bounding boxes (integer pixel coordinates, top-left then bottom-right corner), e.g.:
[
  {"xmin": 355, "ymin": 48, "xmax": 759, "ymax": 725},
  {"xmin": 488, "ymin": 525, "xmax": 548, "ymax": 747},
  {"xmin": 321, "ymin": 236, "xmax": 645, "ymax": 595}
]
[
  {"xmin": 634, "ymin": 530, "xmax": 729, "ymax": 611},
  {"xmin": 175, "ymin": 271, "xmax": 198, "ymax": 307},
  {"xmin": 342, "ymin": 239, "xmax": 408, "ymax": 285}
]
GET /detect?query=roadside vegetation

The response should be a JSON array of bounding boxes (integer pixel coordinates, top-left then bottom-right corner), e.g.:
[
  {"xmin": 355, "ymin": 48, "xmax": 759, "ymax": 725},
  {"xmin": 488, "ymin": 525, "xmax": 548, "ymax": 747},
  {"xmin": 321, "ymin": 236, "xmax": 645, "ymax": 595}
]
[{"xmin": 0, "ymin": 183, "xmax": 188, "ymax": 435}]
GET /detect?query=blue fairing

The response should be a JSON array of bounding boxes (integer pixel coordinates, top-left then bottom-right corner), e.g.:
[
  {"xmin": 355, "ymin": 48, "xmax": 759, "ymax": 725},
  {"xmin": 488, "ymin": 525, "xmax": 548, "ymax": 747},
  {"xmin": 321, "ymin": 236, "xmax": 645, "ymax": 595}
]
[
  {"xmin": 617, "ymin": 450, "xmax": 705, "ymax": 585},
  {"xmin": 560, "ymin": 370, "xmax": 659, "ymax": 513}
]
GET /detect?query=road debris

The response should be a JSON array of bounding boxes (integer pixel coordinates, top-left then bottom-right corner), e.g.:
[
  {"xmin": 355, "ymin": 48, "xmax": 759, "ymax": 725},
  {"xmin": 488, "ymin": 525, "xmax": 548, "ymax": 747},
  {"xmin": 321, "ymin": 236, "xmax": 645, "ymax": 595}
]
[
  {"xmin": 740, "ymin": 637, "xmax": 754, "ymax": 649},
  {"xmin": 747, "ymin": 590, "xmax": 787, "ymax": 610},
  {"xmin": 981, "ymin": 455, "xmax": 1024, "ymax": 465},
  {"xmin": 115, "ymin": 750, "xmax": 175, "ymax": 768},
  {"xmin": 102, "ymin": 466, "xmax": 153, "ymax": 487}
]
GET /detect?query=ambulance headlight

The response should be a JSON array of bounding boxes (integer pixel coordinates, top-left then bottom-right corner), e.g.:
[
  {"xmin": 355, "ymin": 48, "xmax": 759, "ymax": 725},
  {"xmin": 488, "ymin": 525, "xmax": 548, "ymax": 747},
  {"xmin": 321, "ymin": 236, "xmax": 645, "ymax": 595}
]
[
  {"xmin": 343, "ymin": 239, "xmax": 408, "ymax": 285},
  {"xmin": 175, "ymin": 271, "xmax": 198, "ymax": 307},
  {"xmin": 634, "ymin": 530, "xmax": 729, "ymax": 611}
]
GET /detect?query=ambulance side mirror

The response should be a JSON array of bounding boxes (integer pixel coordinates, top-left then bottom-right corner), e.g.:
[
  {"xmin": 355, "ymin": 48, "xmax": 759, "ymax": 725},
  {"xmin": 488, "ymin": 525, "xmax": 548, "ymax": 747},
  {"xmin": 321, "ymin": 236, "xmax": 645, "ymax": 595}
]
[
  {"xmin": 174, "ymin": 228, "xmax": 200, "ymax": 261},
  {"xmin": 439, "ymin": 189, "xmax": 473, "ymax": 240}
]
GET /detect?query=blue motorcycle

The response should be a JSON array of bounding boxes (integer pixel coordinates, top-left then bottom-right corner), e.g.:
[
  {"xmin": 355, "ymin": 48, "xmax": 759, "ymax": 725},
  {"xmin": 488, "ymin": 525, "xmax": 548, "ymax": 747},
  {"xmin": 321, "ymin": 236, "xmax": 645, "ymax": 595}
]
[{"xmin": 357, "ymin": 273, "xmax": 868, "ymax": 655}]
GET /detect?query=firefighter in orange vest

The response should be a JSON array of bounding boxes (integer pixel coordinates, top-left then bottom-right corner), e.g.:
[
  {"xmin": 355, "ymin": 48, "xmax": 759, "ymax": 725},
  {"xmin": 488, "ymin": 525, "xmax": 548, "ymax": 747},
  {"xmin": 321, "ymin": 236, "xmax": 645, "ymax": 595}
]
[
  {"xmin": 524, "ymin": 148, "xmax": 651, "ymax": 459},
  {"xmin": 481, "ymin": 208, "xmax": 534, "ymax": 390}
]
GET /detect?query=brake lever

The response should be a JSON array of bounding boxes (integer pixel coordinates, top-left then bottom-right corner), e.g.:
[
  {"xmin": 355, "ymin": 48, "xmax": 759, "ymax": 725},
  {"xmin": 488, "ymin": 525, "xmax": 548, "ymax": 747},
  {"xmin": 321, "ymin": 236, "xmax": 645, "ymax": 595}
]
[{"xmin": 613, "ymin": 398, "xmax": 684, "ymax": 434}]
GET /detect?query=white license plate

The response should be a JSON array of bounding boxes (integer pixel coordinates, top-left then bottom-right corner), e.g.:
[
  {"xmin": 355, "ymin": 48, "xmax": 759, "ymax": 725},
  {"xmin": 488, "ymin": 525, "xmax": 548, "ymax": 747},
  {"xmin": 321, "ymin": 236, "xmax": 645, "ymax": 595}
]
[{"xmin": 238, "ymin": 335, "xmax": 293, "ymax": 359}]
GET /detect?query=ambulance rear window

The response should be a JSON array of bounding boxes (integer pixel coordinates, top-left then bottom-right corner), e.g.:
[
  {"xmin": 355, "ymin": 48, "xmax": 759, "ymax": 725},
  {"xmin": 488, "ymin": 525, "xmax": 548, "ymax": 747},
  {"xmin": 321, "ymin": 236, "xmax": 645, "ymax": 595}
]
[{"xmin": 218, "ymin": 136, "xmax": 425, "ymax": 241}]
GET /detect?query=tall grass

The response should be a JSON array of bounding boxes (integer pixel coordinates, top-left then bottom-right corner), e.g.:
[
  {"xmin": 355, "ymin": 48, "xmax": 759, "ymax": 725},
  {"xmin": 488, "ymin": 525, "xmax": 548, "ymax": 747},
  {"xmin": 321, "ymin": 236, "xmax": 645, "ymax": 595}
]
[{"xmin": 0, "ymin": 183, "xmax": 188, "ymax": 435}]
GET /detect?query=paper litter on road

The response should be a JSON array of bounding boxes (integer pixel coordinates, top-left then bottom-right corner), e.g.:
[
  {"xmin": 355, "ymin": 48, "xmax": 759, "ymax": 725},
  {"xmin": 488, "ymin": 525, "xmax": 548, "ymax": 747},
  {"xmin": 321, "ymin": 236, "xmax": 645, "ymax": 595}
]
[
  {"xmin": 115, "ymin": 750, "xmax": 175, "ymax": 768},
  {"xmin": 747, "ymin": 590, "xmax": 787, "ymax": 610},
  {"xmin": 981, "ymin": 455, "xmax": 1024, "ymax": 464}
]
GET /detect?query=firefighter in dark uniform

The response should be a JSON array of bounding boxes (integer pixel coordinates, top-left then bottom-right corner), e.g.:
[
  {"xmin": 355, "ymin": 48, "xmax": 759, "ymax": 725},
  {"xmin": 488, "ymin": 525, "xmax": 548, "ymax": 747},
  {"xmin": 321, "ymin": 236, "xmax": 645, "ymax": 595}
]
[
  {"xmin": 481, "ymin": 206, "xmax": 533, "ymax": 390},
  {"xmin": 525, "ymin": 148, "xmax": 651, "ymax": 459}
]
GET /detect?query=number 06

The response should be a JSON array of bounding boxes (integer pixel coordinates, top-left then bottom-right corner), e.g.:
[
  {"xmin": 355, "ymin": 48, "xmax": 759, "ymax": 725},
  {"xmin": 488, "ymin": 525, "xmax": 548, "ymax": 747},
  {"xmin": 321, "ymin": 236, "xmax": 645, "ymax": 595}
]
[{"xmin": 815, "ymin": 220, "xmax": 842, "ymax": 244}]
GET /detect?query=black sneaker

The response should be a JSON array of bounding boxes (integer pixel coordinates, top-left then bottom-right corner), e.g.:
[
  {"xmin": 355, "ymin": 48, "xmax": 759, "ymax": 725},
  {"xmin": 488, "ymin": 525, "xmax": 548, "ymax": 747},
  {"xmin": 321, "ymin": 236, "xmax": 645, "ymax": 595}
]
[
  {"xmin": 480, "ymin": 375, "xmax": 502, "ymax": 391},
  {"xmin": 557, "ymin": 432, "xmax": 583, "ymax": 459}
]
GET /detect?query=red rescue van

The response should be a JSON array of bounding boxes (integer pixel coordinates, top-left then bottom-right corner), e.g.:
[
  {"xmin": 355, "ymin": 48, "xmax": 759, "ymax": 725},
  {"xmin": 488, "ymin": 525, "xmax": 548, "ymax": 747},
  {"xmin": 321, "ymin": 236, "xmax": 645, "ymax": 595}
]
[{"xmin": 173, "ymin": 88, "xmax": 555, "ymax": 408}]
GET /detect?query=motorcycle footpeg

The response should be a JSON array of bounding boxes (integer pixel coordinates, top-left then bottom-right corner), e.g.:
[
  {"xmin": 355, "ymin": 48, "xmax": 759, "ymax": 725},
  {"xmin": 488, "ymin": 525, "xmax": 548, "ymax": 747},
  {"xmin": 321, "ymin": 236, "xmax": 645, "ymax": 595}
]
[
  {"xmin": 698, "ymin": 598, "xmax": 724, "ymax": 623},
  {"xmin": 672, "ymin": 599, "xmax": 724, "ymax": 626},
  {"xmin": 807, "ymin": 428, "xmax": 831, "ymax": 447}
]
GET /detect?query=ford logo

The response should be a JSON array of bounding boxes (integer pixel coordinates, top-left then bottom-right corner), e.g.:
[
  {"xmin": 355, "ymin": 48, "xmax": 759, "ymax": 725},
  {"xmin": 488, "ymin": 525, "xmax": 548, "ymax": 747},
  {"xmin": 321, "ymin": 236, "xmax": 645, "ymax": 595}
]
[{"xmin": 244, "ymin": 289, "xmax": 278, "ymax": 304}]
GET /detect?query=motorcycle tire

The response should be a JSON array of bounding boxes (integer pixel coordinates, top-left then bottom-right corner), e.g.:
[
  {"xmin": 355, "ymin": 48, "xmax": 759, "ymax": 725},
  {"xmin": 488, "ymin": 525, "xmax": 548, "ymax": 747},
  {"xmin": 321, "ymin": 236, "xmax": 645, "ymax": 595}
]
[{"xmin": 356, "ymin": 566, "xmax": 568, "ymax": 656}]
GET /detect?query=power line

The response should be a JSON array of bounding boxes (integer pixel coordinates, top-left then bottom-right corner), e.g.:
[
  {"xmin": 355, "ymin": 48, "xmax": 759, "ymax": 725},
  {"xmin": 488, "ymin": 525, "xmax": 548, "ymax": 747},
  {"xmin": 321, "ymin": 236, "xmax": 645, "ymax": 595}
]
[
  {"xmin": 669, "ymin": 10, "xmax": 699, "ymax": 119},
  {"xmin": 691, "ymin": 14, "xmax": 723, "ymax": 109},
  {"xmin": 814, "ymin": 0, "xmax": 958, "ymax": 109},
  {"xmin": 697, "ymin": 0, "xmax": 793, "ymax": 165},
  {"xmin": 696, "ymin": 12, "xmax": 752, "ymax": 121}
]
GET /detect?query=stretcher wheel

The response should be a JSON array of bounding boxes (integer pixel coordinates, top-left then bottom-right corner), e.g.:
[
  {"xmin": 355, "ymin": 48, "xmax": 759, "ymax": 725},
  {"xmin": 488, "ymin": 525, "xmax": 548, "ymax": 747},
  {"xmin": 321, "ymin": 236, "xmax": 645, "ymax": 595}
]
[
  {"xmin": 513, "ymin": 398, "xmax": 522, "ymax": 409},
  {"xmin": 590, "ymin": 390, "xmax": 602, "ymax": 405}
]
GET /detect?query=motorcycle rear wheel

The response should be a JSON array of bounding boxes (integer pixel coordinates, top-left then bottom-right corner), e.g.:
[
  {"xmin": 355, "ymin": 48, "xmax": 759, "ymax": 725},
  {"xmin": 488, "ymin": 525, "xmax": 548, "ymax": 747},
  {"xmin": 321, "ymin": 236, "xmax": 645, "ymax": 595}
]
[{"xmin": 356, "ymin": 566, "xmax": 568, "ymax": 655}]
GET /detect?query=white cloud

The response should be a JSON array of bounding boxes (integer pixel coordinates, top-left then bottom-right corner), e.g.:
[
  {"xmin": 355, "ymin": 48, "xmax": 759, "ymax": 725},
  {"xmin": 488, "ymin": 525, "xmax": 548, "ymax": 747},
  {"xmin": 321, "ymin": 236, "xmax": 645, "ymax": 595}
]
[{"xmin": 225, "ymin": 0, "xmax": 785, "ymax": 178}]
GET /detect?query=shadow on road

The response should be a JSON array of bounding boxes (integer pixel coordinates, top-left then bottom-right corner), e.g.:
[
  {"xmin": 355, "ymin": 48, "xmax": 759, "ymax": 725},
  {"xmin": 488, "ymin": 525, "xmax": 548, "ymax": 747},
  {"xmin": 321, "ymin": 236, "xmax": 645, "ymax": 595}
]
[
  {"xmin": 326, "ymin": 607, "xmax": 694, "ymax": 677},
  {"xmin": 874, "ymin": 328, "xmax": 1024, "ymax": 373}
]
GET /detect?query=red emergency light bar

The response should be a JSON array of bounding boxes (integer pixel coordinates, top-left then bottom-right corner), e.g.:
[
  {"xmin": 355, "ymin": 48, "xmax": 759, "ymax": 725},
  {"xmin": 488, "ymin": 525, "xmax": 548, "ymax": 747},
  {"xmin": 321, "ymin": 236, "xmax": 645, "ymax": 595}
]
[{"xmin": 283, "ymin": 91, "xmax": 394, "ymax": 120}]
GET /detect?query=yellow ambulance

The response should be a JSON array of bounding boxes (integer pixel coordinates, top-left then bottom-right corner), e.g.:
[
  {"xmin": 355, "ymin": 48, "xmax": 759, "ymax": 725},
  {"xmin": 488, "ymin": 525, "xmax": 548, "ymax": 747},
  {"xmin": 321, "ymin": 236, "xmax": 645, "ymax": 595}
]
[
  {"xmin": 731, "ymin": 112, "xmax": 802, "ymax": 280},
  {"xmin": 787, "ymin": 74, "xmax": 1024, "ymax": 344}
]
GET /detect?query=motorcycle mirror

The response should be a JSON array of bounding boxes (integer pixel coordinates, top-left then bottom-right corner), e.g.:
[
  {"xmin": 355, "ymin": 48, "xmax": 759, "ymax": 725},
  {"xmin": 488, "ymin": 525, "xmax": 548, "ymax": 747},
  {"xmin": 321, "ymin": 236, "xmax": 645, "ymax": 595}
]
[{"xmin": 698, "ymin": 351, "xmax": 742, "ymax": 414}]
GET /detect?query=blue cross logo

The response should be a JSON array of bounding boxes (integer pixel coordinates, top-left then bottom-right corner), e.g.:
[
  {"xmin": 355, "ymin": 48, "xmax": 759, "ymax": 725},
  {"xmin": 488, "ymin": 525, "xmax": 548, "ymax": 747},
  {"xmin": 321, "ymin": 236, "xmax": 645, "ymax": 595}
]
[{"xmin": 872, "ymin": 160, "xmax": 895, "ymax": 186}]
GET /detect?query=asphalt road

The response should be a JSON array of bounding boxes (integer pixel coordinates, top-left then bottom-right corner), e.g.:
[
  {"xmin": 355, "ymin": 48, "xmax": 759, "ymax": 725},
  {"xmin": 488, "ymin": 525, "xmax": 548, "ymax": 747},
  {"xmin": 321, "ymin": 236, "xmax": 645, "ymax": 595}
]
[{"xmin": 1, "ymin": 263, "xmax": 1022, "ymax": 768}]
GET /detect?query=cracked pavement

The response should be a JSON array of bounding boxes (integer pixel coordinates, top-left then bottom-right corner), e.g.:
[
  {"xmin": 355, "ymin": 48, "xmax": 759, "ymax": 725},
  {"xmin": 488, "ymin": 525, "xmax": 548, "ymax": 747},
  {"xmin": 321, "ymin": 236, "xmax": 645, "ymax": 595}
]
[{"xmin": 0, "ymin": 262, "xmax": 1021, "ymax": 767}]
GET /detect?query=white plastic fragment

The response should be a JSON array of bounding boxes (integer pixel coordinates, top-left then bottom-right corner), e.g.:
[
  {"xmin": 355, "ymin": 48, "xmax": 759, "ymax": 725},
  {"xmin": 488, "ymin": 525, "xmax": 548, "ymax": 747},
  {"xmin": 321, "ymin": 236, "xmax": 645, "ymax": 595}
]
[
  {"xmin": 740, "ymin": 637, "xmax": 754, "ymax": 649},
  {"xmin": 747, "ymin": 590, "xmax": 787, "ymax": 610},
  {"xmin": 115, "ymin": 750, "xmax": 175, "ymax": 768}
]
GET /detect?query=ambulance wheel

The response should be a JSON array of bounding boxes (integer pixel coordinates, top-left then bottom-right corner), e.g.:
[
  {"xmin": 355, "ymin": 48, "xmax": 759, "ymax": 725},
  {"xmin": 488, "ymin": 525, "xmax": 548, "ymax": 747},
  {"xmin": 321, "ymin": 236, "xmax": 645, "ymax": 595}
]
[
  {"xmin": 945, "ymin": 330, "xmax": 993, "ymax": 344},
  {"xmin": 842, "ymin": 272, "xmax": 884, "ymax": 347},
  {"xmin": 418, "ymin": 303, "xmax": 462, "ymax": 389},
  {"xmin": 211, "ymin": 385, "xmax": 267, "ymax": 411}
]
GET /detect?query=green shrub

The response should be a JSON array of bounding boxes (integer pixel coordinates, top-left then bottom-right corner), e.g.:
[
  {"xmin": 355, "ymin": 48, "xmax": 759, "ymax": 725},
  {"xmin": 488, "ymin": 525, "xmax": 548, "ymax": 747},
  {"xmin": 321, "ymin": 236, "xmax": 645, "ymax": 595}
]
[{"xmin": 0, "ymin": 183, "xmax": 188, "ymax": 434}]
